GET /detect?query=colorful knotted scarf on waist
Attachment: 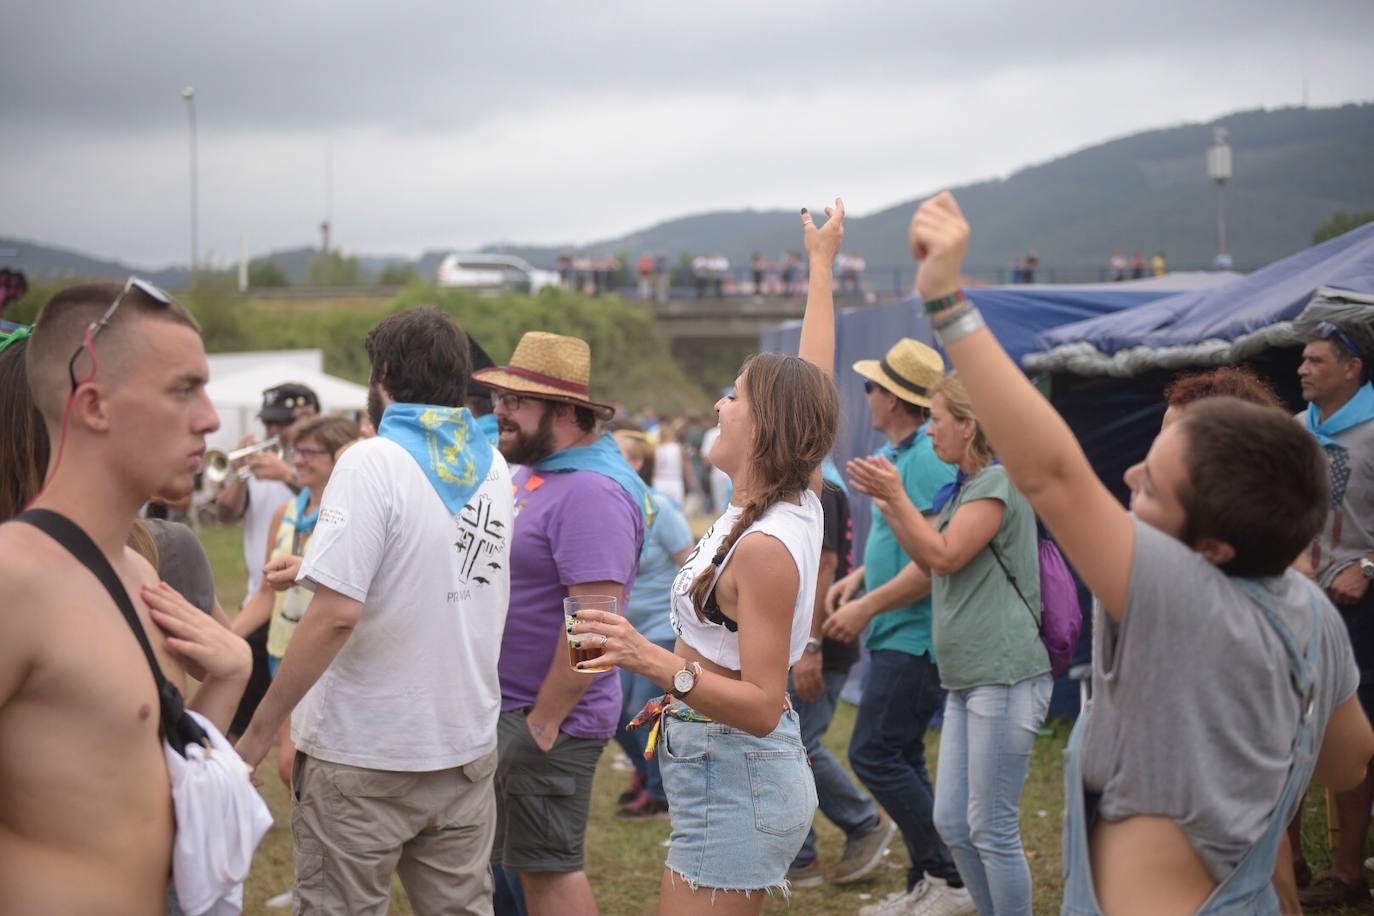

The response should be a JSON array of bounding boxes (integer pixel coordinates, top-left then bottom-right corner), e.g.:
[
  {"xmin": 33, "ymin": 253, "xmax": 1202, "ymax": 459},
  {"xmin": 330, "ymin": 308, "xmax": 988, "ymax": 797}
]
[{"xmin": 627, "ymin": 696, "xmax": 714, "ymax": 760}]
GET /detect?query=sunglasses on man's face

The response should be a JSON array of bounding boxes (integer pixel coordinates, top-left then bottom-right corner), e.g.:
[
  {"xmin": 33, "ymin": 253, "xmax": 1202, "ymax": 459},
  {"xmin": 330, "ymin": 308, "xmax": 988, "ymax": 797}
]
[
  {"xmin": 67, "ymin": 276, "xmax": 175, "ymax": 391},
  {"xmin": 1316, "ymin": 321, "xmax": 1365, "ymax": 361}
]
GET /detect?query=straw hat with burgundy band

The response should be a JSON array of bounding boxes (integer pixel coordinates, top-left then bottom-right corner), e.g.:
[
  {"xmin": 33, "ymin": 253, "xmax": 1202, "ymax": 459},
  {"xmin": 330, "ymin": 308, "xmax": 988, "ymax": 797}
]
[
  {"xmin": 472, "ymin": 331, "xmax": 616, "ymax": 418},
  {"xmin": 851, "ymin": 337, "xmax": 945, "ymax": 409}
]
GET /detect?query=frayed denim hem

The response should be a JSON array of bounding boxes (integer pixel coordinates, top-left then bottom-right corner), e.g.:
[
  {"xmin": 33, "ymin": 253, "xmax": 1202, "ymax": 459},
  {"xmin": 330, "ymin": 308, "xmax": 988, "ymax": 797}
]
[{"xmin": 666, "ymin": 865, "xmax": 793, "ymax": 904}]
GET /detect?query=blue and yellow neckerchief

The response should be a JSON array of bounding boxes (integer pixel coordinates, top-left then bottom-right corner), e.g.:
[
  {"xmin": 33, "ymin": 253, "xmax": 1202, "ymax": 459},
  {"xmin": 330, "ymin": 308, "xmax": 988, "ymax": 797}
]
[{"xmin": 378, "ymin": 403, "xmax": 494, "ymax": 515}]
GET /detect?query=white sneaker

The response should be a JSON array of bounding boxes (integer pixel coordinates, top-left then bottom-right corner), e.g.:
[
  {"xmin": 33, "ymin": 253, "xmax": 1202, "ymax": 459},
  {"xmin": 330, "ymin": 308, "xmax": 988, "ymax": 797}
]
[
  {"xmin": 908, "ymin": 875, "xmax": 976, "ymax": 916},
  {"xmin": 265, "ymin": 888, "xmax": 295, "ymax": 909},
  {"xmin": 858, "ymin": 879, "xmax": 934, "ymax": 916}
]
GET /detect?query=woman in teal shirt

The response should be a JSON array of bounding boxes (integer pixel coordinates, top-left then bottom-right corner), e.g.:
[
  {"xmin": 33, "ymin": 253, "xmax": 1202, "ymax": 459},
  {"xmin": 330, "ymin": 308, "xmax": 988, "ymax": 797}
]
[{"xmin": 849, "ymin": 373, "xmax": 1051, "ymax": 916}]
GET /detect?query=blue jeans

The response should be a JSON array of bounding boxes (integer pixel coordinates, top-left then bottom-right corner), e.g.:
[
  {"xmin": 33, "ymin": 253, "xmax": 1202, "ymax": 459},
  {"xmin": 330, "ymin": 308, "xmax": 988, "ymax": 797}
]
[
  {"xmin": 789, "ymin": 667, "xmax": 880, "ymax": 868},
  {"xmin": 933, "ymin": 674, "xmax": 1052, "ymax": 916},
  {"xmin": 613, "ymin": 639, "xmax": 675, "ymax": 801},
  {"xmin": 848, "ymin": 649, "xmax": 958, "ymax": 889}
]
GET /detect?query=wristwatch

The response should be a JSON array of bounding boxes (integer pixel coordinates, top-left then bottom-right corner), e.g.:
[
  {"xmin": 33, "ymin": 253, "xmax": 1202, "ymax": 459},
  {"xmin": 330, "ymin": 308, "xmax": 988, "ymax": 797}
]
[
  {"xmin": 672, "ymin": 661, "xmax": 704, "ymax": 697},
  {"xmin": 1360, "ymin": 558, "xmax": 1374, "ymax": 579},
  {"xmin": 803, "ymin": 638, "xmax": 823, "ymax": 655}
]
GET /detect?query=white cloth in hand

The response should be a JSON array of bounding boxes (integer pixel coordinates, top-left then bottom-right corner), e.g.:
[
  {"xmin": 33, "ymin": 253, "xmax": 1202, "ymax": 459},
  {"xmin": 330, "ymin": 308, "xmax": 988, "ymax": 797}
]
[{"xmin": 165, "ymin": 710, "xmax": 274, "ymax": 916}]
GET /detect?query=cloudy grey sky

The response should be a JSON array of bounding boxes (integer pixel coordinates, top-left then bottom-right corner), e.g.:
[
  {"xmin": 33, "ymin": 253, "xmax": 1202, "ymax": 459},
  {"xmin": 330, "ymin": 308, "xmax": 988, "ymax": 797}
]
[{"xmin": 2, "ymin": 1, "xmax": 1371, "ymax": 268}]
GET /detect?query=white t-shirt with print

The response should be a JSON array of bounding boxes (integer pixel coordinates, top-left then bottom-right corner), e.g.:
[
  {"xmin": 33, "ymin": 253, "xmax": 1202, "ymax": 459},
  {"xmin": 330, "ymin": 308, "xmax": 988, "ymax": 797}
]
[{"xmin": 294, "ymin": 436, "xmax": 513, "ymax": 771}]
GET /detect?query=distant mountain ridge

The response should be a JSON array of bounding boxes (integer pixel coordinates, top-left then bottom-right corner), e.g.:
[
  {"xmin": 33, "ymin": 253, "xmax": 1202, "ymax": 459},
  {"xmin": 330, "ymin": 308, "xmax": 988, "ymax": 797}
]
[{"xmin": 5, "ymin": 103, "xmax": 1372, "ymax": 286}]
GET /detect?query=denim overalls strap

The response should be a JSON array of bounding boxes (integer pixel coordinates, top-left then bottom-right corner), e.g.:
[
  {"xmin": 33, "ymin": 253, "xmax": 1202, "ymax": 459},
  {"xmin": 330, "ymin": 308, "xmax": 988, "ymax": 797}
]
[{"xmin": 1060, "ymin": 578, "xmax": 1323, "ymax": 916}]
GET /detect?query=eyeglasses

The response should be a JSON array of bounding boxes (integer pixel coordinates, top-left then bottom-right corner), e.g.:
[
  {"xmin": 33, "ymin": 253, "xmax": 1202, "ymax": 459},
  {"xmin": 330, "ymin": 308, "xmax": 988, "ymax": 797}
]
[
  {"xmin": 294, "ymin": 445, "xmax": 333, "ymax": 459},
  {"xmin": 863, "ymin": 380, "xmax": 885, "ymax": 395},
  {"xmin": 67, "ymin": 276, "xmax": 174, "ymax": 391},
  {"xmin": 492, "ymin": 392, "xmax": 528, "ymax": 412},
  {"xmin": 1317, "ymin": 321, "xmax": 1364, "ymax": 360}
]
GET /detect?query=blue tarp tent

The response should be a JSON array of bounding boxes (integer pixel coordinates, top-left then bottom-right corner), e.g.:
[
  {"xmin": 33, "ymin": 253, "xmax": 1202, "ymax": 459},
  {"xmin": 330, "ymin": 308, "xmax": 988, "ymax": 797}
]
[
  {"xmin": 1023, "ymin": 223, "xmax": 1374, "ymax": 510},
  {"xmin": 1027, "ymin": 222, "xmax": 1374, "ymax": 377}
]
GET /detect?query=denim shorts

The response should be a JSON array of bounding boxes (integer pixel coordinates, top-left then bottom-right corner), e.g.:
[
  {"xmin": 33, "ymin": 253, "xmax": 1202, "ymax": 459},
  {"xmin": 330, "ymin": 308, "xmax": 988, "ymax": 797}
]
[{"xmin": 659, "ymin": 705, "xmax": 817, "ymax": 893}]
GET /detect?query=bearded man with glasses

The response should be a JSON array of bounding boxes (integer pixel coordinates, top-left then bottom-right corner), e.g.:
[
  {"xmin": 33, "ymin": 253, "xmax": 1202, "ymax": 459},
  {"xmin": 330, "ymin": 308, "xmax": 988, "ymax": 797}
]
[{"xmin": 0, "ymin": 279, "xmax": 225, "ymax": 914}]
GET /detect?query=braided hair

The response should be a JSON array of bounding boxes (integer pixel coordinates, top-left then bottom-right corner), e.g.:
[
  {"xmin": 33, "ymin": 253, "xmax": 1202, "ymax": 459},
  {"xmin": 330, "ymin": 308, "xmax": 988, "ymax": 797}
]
[{"xmin": 688, "ymin": 352, "xmax": 838, "ymax": 620}]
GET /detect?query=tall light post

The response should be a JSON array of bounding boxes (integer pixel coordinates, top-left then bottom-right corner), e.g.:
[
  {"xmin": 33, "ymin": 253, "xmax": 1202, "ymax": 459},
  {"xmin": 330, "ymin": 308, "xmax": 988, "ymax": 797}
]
[
  {"xmin": 1206, "ymin": 126, "xmax": 1232, "ymax": 269},
  {"xmin": 182, "ymin": 86, "xmax": 198, "ymax": 276}
]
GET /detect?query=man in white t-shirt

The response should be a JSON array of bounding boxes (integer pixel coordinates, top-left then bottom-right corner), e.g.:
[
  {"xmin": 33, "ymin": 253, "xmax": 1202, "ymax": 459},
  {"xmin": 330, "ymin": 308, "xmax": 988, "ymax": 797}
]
[{"xmin": 237, "ymin": 307, "xmax": 513, "ymax": 914}]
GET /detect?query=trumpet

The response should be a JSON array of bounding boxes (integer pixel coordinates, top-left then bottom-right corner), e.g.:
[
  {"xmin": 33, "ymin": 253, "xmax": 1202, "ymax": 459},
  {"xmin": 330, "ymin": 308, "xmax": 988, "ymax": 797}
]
[{"xmin": 202, "ymin": 437, "xmax": 283, "ymax": 486}]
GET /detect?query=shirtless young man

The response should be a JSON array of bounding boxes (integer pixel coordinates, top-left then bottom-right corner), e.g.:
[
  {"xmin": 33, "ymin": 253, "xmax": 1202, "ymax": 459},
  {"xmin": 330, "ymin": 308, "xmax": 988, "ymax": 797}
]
[{"xmin": 0, "ymin": 281, "xmax": 231, "ymax": 914}]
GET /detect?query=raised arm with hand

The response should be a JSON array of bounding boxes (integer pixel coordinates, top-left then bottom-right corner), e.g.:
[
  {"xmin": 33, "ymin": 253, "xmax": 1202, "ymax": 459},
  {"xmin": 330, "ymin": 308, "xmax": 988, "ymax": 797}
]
[
  {"xmin": 909, "ymin": 192, "xmax": 1134, "ymax": 620},
  {"xmin": 799, "ymin": 198, "xmax": 844, "ymax": 381}
]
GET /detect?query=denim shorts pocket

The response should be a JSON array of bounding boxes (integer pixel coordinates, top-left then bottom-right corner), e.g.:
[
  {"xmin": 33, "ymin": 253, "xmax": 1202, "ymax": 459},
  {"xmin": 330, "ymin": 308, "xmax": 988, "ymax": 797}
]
[
  {"xmin": 660, "ymin": 718, "xmax": 709, "ymax": 764},
  {"xmin": 747, "ymin": 749, "xmax": 811, "ymax": 837}
]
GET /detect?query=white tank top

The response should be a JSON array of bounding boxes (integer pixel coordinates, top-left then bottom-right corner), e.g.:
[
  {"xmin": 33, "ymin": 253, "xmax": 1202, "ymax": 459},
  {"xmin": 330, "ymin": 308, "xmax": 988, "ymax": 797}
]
[{"xmin": 669, "ymin": 490, "xmax": 823, "ymax": 670}]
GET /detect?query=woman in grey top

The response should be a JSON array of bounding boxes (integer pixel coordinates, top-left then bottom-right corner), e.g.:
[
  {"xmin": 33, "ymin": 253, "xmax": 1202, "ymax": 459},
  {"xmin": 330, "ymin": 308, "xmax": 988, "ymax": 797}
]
[
  {"xmin": 851, "ymin": 373, "xmax": 1051, "ymax": 916},
  {"xmin": 908, "ymin": 190, "xmax": 1374, "ymax": 915}
]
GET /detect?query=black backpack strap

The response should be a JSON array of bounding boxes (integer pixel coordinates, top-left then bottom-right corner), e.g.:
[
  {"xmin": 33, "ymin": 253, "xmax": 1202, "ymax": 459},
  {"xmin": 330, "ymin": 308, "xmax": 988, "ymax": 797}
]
[
  {"xmin": 987, "ymin": 539, "xmax": 1042, "ymax": 637},
  {"xmin": 14, "ymin": 508, "xmax": 207, "ymax": 755}
]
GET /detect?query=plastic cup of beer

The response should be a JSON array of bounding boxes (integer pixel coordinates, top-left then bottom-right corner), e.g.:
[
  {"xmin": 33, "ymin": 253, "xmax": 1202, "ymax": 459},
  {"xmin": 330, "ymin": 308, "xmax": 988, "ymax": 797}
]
[{"xmin": 565, "ymin": 595, "xmax": 618, "ymax": 674}]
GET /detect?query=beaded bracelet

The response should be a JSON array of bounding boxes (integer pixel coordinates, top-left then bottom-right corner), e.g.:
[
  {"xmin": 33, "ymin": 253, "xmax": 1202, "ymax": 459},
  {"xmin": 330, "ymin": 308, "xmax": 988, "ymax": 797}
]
[{"xmin": 922, "ymin": 289, "xmax": 967, "ymax": 315}]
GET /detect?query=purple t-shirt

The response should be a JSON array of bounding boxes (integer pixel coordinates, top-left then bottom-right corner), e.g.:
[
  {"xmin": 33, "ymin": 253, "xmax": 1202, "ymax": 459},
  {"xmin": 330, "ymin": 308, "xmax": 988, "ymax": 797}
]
[{"xmin": 499, "ymin": 467, "xmax": 645, "ymax": 739}]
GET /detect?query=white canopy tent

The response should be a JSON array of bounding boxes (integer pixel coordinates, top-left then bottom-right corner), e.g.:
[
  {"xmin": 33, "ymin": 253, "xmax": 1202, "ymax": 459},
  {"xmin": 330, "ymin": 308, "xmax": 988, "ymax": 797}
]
[{"xmin": 204, "ymin": 353, "xmax": 369, "ymax": 452}]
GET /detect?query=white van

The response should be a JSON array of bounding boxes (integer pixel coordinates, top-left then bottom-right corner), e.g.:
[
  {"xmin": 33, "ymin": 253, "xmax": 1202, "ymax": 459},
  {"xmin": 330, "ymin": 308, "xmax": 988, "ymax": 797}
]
[{"xmin": 436, "ymin": 253, "xmax": 560, "ymax": 294}]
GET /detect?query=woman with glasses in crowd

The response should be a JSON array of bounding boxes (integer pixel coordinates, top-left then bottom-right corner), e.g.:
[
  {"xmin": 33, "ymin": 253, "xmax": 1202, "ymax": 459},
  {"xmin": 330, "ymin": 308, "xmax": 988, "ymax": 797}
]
[{"xmin": 231, "ymin": 414, "xmax": 361, "ymax": 790}]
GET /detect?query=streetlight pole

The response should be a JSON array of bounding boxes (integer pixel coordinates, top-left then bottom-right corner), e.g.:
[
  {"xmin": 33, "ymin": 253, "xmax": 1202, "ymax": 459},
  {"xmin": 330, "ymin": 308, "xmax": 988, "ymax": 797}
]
[
  {"xmin": 1206, "ymin": 126, "xmax": 1232, "ymax": 269},
  {"xmin": 182, "ymin": 86, "xmax": 198, "ymax": 277}
]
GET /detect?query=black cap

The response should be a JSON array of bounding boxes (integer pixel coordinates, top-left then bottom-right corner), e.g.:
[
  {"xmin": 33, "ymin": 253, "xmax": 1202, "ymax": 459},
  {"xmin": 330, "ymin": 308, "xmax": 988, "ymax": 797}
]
[
  {"xmin": 260, "ymin": 382, "xmax": 320, "ymax": 423},
  {"xmin": 467, "ymin": 335, "xmax": 496, "ymax": 402}
]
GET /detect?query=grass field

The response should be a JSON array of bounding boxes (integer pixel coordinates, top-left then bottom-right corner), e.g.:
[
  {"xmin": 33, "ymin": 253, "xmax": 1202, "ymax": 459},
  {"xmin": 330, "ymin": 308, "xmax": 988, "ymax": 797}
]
[{"xmin": 196, "ymin": 521, "xmax": 1374, "ymax": 915}]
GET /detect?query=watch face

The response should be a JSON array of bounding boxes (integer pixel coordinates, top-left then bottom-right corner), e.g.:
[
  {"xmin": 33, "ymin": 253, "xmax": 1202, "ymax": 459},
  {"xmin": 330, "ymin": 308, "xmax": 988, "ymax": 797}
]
[{"xmin": 673, "ymin": 669, "xmax": 694, "ymax": 693}]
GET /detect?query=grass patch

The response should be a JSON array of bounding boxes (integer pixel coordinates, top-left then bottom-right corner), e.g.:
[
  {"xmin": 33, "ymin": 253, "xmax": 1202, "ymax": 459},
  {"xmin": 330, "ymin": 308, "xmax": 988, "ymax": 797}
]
[{"xmin": 199, "ymin": 521, "xmax": 1374, "ymax": 914}]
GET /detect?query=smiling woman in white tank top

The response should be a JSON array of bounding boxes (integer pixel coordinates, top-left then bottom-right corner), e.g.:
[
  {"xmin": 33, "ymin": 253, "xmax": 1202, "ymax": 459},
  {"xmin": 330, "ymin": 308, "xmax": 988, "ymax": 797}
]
[{"xmin": 571, "ymin": 199, "xmax": 846, "ymax": 914}]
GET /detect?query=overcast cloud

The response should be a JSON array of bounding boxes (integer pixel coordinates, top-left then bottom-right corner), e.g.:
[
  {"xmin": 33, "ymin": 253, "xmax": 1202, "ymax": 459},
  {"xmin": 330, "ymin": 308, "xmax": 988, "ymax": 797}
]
[{"xmin": 2, "ymin": 0, "xmax": 1371, "ymax": 267}]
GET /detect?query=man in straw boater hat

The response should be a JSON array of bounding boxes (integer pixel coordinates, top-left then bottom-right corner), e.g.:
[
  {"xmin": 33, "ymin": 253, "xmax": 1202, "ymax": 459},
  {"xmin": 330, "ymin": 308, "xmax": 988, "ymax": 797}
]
[
  {"xmin": 473, "ymin": 331, "xmax": 652, "ymax": 916},
  {"xmin": 820, "ymin": 338, "xmax": 972, "ymax": 915}
]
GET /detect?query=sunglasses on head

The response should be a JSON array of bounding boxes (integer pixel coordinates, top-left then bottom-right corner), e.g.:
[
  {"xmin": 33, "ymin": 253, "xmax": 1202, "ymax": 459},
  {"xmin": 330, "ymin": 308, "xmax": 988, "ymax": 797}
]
[
  {"xmin": 1316, "ymin": 321, "xmax": 1364, "ymax": 361},
  {"xmin": 67, "ymin": 277, "xmax": 174, "ymax": 392}
]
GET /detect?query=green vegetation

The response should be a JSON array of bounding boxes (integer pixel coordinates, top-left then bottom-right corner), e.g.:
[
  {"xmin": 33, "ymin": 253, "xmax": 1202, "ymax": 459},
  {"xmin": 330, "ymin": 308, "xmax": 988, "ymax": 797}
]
[
  {"xmin": 226, "ymin": 283, "xmax": 709, "ymax": 415},
  {"xmin": 1315, "ymin": 210, "xmax": 1374, "ymax": 245},
  {"xmin": 307, "ymin": 249, "xmax": 362, "ymax": 287},
  {"xmin": 377, "ymin": 261, "xmax": 421, "ymax": 286},
  {"xmin": 3, "ymin": 277, "xmax": 716, "ymax": 413},
  {"xmin": 247, "ymin": 259, "xmax": 291, "ymax": 288}
]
